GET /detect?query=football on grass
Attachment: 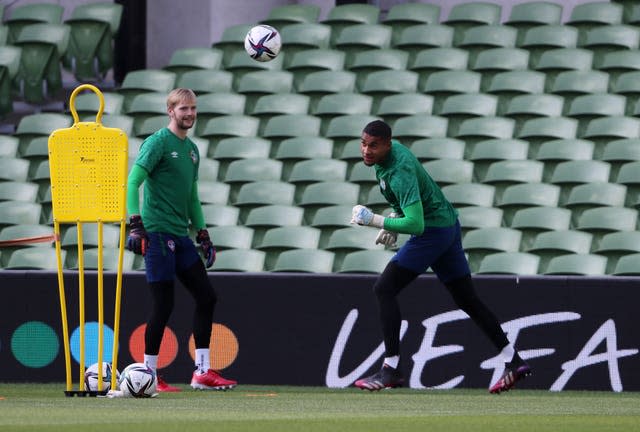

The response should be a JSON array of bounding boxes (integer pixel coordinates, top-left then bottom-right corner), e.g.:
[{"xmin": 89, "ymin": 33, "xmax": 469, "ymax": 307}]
[
  {"xmin": 244, "ymin": 24, "xmax": 282, "ymax": 62},
  {"xmin": 84, "ymin": 362, "xmax": 119, "ymax": 392},
  {"xmin": 119, "ymin": 363, "xmax": 157, "ymax": 398}
]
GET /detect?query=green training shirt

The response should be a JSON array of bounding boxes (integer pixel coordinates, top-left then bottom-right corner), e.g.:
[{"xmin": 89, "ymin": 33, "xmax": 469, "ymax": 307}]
[
  {"xmin": 375, "ymin": 140, "xmax": 458, "ymax": 229},
  {"xmin": 133, "ymin": 128, "xmax": 200, "ymax": 235}
]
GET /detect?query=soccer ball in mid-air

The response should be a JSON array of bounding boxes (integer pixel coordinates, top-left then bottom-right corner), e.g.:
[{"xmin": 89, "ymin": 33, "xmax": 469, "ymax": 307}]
[
  {"xmin": 244, "ymin": 24, "xmax": 281, "ymax": 62},
  {"xmin": 119, "ymin": 363, "xmax": 158, "ymax": 398},
  {"xmin": 84, "ymin": 362, "xmax": 119, "ymax": 392}
]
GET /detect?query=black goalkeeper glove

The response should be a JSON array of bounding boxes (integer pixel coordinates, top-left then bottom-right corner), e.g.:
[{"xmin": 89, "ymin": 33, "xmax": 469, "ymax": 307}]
[
  {"xmin": 126, "ymin": 215, "xmax": 148, "ymax": 255},
  {"xmin": 196, "ymin": 229, "xmax": 216, "ymax": 268}
]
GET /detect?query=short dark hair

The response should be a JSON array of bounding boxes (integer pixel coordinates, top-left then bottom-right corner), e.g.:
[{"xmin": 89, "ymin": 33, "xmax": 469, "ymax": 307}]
[{"xmin": 363, "ymin": 120, "xmax": 391, "ymax": 140}]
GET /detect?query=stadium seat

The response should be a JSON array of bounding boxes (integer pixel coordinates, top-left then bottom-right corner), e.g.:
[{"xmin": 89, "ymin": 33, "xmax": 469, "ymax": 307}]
[
  {"xmin": 20, "ymin": 136, "xmax": 49, "ymax": 166},
  {"xmin": 533, "ymin": 48, "xmax": 594, "ymax": 91},
  {"xmin": 212, "ymin": 23, "xmax": 253, "ymax": 67},
  {"xmin": 594, "ymin": 231, "xmax": 640, "ymax": 274},
  {"xmin": 0, "ymin": 135, "xmax": 19, "ymax": 158},
  {"xmin": 324, "ymin": 226, "xmax": 384, "ymax": 270},
  {"xmin": 543, "ymin": 253, "xmax": 608, "ymax": 276},
  {"xmin": 442, "ymin": 183, "xmax": 496, "ymax": 208},
  {"xmin": 313, "ymin": 93, "xmax": 373, "ymax": 133},
  {"xmin": 243, "ymin": 204, "xmax": 304, "ymax": 247},
  {"xmin": 410, "ymin": 48, "xmax": 470, "ymax": 88},
  {"xmin": 457, "ymin": 206, "xmax": 504, "ymax": 234},
  {"xmin": 321, "ymin": 3, "xmax": 380, "ymax": 45},
  {"xmin": 442, "ymin": 1, "xmax": 501, "ymax": 44},
  {"xmin": 596, "ymin": 50, "xmax": 640, "ymax": 89},
  {"xmin": 262, "ymin": 114, "xmax": 322, "ymax": 149},
  {"xmin": 358, "ymin": 70, "xmax": 419, "ymax": 111},
  {"xmin": 382, "ymin": 2, "xmax": 441, "ymax": 44},
  {"xmin": 611, "ymin": 252, "xmax": 640, "ymax": 276},
  {"xmin": 516, "ymin": 117, "xmax": 578, "ymax": 158},
  {"xmin": 195, "ymin": 93, "xmax": 247, "ymax": 135},
  {"xmin": 392, "ymin": 24, "xmax": 454, "ymax": 61},
  {"xmin": 5, "ymin": 3, "xmax": 64, "ymax": 43},
  {"xmin": 279, "ymin": 24, "xmax": 332, "ymax": 63},
  {"xmin": 411, "ymin": 137, "xmax": 465, "ymax": 162},
  {"xmin": 612, "ymin": 71, "xmax": 640, "ymax": 114},
  {"xmin": 271, "ymin": 248, "xmax": 335, "ymax": 273},
  {"xmin": 468, "ymin": 138, "xmax": 528, "ymax": 182},
  {"xmin": 576, "ymin": 206, "xmax": 638, "ymax": 249},
  {"xmin": 284, "ymin": 48, "xmax": 345, "ymax": 87},
  {"xmin": 438, "ymin": 93, "xmax": 498, "ymax": 136},
  {"xmin": 325, "ymin": 114, "xmax": 380, "ymax": 156},
  {"xmin": 210, "ymin": 249, "xmax": 265, "ymax": 272},
  {"xmin": 333, "ymin": 24, "xmax": 392, "ymax": 64},
  {"xmin": 518, "ymin": 25, "xmax": 578, "ymax": 67},
  {"xmin": 288, "ymin": 159, "xmax": 348, "ymax": 202},
  {"xmin": 0, "ymin": 157, "xmax": 30, "ymax": 182},
  {"xmin": 67, "ymin": 247, "xmax": 135, "ymax": 271},
  {"xmin": 223, "ymin": 158, "xmax": 283, "ymax": 201},
  {"xmin": 487, "ymin": 70, "xmax": 547, "ymax": 115},
  {"xmin": 550, "ymin": 160, "xmax": 612, "ymax": 204},
  {"xmin": 601, "ymin": 138, "xmax": 640, "ymax": 180},
  {"xmin": 256, "ymin": 226, "xmax": 321, "ymax": 270},
  {"xmin": 364, "ymin": 187, "xmax": 390, "ymax": 214},
  {"xmin": 550, "ymin": 71, "xmax": 610, "ymax": 113},
  {"xmin": 535, "ymin": 138, "xmax": 595, "ymax": 181},
  {"xmin": 207, "ymin": 226, "xmax": 254, "ymax": 251},
  {"xmin": 527, "ymin": 229, "xmax": 593, "ymax": 273},
  {"xmin": 198, "ymin": 115, "xmax": 260, "ymax": 143},
  {"xmin": 298, "ymin": 181, "xmax": 359, "ymax": 223},
  {"xmin": 99, "ymin": 114, "xmax": 134, "ymax": 137},
  {"xmin": 457, "ymin": 25, "xmax": 518, "ymax": 64},
  {"xmin": 0, "ymin": 46, "xmax": 21, "ymax": 114},
  {"xmin": 211, "ymin": 137, "xmax": 271, "ymax": 177},
  {"xmin": 200, "ymin": 204, "xmax": 240, "ymax": 227},
  {"xmin": 73, "ymin": 91, "xmax": 124, "ymax": 117},
  {"xmin": 392, "ymin": 115, "xmax": 448, "ymax": 147},
  {"xmin": 580, "ymin": 116, "xmax": 640, "ymax": 159},
  {"xmin": 4, "ymin": 247, "xmax": 61, "ymax": 270},
  {"xmin": 470, "ymin": 48, "xmax": 530, "ymax": 91},
  {"xmin": 566, "ymin": 1, "xmax": 623, "ymax": 37},
  {"xmin": 347, "ymin": 48, "xmax": 409, "ymax": 89},
  {"xmin": 14, "ymin": 23, "xmax": 70, "ymax": 103},
  {"xmin": 233, "ymin": 182, "xmax": 296, "ymax": 218},
  {"xmin": 261, "ymin": 4, "xmax": 320, "ymax": 29},
  {"xmin": 225, "ymin": 50, "xmax": 284, "ymax": 86},
  {"xmin": 476, "ymin": 252, "xmax": 539, "ymax": 275},
  {"xmin": 348, "ymin": 163, "xmax": 378, "ymax": 202},
  {"xmin": 565, "ymin": 182, "xmax": 627, "ymax": 225},
  {"xmin": 423, "ymin": 159, "xmax": 474, "ymax": 187},
  {"xmin": 504, "ymin": 1, "xmax": 563, "ymax": 43},
  {"xmin": 235, "ymin": 70, "xmax": 293, "ymax": 112},
  {"xmin": 615, "ymin": 161, "xmax": 640, "ymax": 206},
  {"xmin": 163, "ymin": 47, "xmax": 223, "ymax": 81},
  {"xmin": 495, "ymin": 182, "xmax": 560, "ymax": 225},
  {"xmin": 463, "ymin": 227, "xmax": 522, "ymax": 272},
  {"xmin": 118, "ymin": 69, "xmax": 175, "ymax": 112},
  {"xmin": 567, "ymin": 94, "xmax": 627, "ymax": 135},
  {"xmin": 510, "ymin": 206, "xmax": 572, "ymax": 249},
  {"xmin": 579, "ymin": 25, "xmax": 640, "ymax": 64},
  {"xmin": 64, "ymin": 2, "xmax": 123, "ymax": 81},
  {"xmin": 295, "ymin": 70, "xmax": 357, "ymax": 110},
  {"xmin": 310, "ymin": 204, "xmax": 354, "ymax": 247},
  {"xmin": 504, "ymin": 94, "xmax": 564, "ymax": 135},
  {"xmin": 176, "ymin": 70, "xmax": 234, "ymax": 95},
  {"xmin": 0, "ymin": 181, "xmax": 39, "ymax": 203},
  {"xmin": 274, "ymin": 136, "xmax": 334, "ymax": 176},
  {"xmin": 481, "ymin": 160, "xmax": 543, "ymax": 202},
  {"xmin": 197, "ymin": 181, "xmax": 230, "ymax": 206},
  {"xmin": 374, "ymin": 93, "xmax": 434, "ymax": 127},
  {"xmin": 251, "ymin": 93, "xmax": 311, "ymax": 133},
  {"xmin": 126, "ymin": 92, "xmax": 168, "ymax": 134},
  {"xmin": 0, "ymin": 201, "xmax": 42, "ymax": 228},
  {"xmin": 454, "ymin": 117, "xmax": 515, "ymax": 156},
  {"xmin": 337, "ymin": 250, "xmax": 396, "ymax": 274},
  {"xmin": 0, "ymin": 224, "xmax": 54, "ymax": 266}
]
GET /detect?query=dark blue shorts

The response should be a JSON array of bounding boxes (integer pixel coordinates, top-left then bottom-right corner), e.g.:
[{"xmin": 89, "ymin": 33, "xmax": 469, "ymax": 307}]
[
  {"xmin": 143, "ymin": 232, "xmax": 199, "ymax": 283},
  {"xmin": 391, "ymin": 219, "xmax": 470, "ymax": 283}
]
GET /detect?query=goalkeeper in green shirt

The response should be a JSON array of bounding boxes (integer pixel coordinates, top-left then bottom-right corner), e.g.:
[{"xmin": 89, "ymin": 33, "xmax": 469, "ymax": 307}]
[{"xmin": 350, "ymin": 120, "xmax": 531, "ymax": 394}]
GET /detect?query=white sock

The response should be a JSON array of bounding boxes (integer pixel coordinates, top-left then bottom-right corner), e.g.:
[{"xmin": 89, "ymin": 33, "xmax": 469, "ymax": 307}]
[
  {"xmin": 500, "ymin": 344, "xmax": 515, "ymax": 363},
  {"xmin": 384, "ymin": 355, "xmax": 399, "ymax": 369},
  {"xmin": 195, "ymin": 348, "xmax": 210, "ymax": 373},
  {"xmin": 144, "ymin": 354, "xmax": 158, "ymax": 373}
]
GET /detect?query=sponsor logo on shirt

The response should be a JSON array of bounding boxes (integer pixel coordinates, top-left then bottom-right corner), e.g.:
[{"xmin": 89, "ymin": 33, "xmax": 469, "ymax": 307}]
[{"xmin": 171, "ymin": 151, "xmax": 179, "ymax": 158}]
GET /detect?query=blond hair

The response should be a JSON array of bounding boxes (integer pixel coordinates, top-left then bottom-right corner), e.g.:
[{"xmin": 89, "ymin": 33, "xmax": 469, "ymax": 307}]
[{"xmin": 167, "ymin": 88, "xmax": 196, "ymax": 110}]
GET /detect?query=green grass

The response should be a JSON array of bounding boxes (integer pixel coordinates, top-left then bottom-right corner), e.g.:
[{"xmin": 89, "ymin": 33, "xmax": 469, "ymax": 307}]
[{"xmin": 1, "ymin": 384, "xmax": 639, "ymax": 432}]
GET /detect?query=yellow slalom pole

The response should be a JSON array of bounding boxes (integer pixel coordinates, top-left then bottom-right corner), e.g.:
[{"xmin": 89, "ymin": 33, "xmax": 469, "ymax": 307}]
[
  {"xmin": 54, "ymin": 221, "xmax": 72, "ymax": 393},
  {"xmin": 77, "ymin": 222, "xmax": 85, "ymax": 390},
  {"xmin": 97, "ymin": 221, "xmax": 104, "ymax": 392},
  {"xmin": 111, "ymin": 218, "xmax": 127, "ymax": 391}
]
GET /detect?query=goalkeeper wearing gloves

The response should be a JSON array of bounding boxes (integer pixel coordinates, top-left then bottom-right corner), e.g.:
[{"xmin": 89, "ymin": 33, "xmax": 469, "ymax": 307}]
[
  {"xmin": 126, "ymin": 88, "xmax": 236, "ymax": 392},
  {"xmin": 350, "ymin": 120, "xmax": 530, "ymax": 394}
]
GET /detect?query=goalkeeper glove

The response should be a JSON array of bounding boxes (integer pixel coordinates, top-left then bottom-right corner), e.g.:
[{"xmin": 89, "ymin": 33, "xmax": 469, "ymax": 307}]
[
  {"xmin": 351, "ymin": 205, "xmax": 385, "ymax": 228},
  {"xmin": 126, "ymin": 215, "xmax": 148, "ymax": 255},
  {"xmin": 196, "ymin": 229, "xmax": 216, "ymax": 268},
  {"xmin": 375, "ymin": 212, "xmax": 398, "ymax": 247}
]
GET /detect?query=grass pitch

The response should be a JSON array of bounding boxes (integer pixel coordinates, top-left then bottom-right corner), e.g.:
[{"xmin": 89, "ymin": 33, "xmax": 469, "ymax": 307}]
[{"xmin": 1, "ymin": 384, "xmax": 639, "ymax": 432}]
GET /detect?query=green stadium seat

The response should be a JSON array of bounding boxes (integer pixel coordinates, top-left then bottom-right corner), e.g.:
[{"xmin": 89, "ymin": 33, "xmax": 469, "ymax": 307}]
[
  {"xmin": 393, "ymin": 24, "xmax": 454, "ymax": 62},
  {"xmin": 274, "ymin": 136, "xmax": 333, "ymax": 176},
  {"xmin": 550, "ymin": 70, "xmax": 610, "ymax": 112},
  {"xmin": 211, "ymin": 136, "xmax": 271, "ymax": 169},
  {"xmin": 235, "ymin": 70, "xmax": 293, "ymax": 112},
  {"xmin": 527, "ymin": 230, "xmax": 593, "ymax": 273},
  {"xmin": 5, "ymin": 247, "xmax": 61, "ymax": 270},
  {"xmin": 5, "ymin": 3, "xmax": 63, "ymax": 43},
  {"xmin": 550, "ymin": 160, "xmax": 612, "ymax": 204},
  {"xmin": 348, "ymin": 162, "xmax": 377, "ymax": 202},
  {"xmin": 126, "ymin": 92, "xmax": 168, "ymax": 134},
  {"xmin": 225, "ymin": 50, "xmax": 284, "ymax": 87},
  {"xmin": 533, "ymin": 48, "xmax": 594, "ymax": 91},
  {"xmin": 97, "ymin": 114, "xmax": 134, "ymax": 137},
  {"xmin": 596, "ymin": 50, "xmax": 640, "ymax": 89},
  {"xmin": 325, "ymin": 114, "xmax": 380, "ymax": 155},
  {"xmin": 505, "ymin": 2, "xmax": 563, "ymax": 43},
  {"xmin": 611, "ymin": 252, "xmax": 640, "ymax": 276},
  {"xmin": 0, "ymin": 224, "xmax": 54, "ymax": 266},
  {"xmin": 212, "ymin": 23, "xmax": 253, "ymax": 67},
  {"xmin": 476, "ymin": 252, "xmax": 539, "ymax": 275},
  {"xmin": 0, "ymin": 135, "xmax": 19, "ymax": 157},
  {"xmin": 382, "ymin": 2, "xmax": 441, "ymax": 44},
  {"xmin": 118, "ymin": 69, "xmax": 175, "ymax": 112},
  {"xmin": 0, "ymin": 157, "xmax": 29, "ymax": 182},
  {"xmin": 510, "ymin": 206, "xmax": 572, "ymax": 250},
  {"xmin": 176, "ymin": 69, "xmax": 234, "ymax": 95},
  {"xmin": 579, "ymin": 25, "xmax": 640, "ymax": 64},
  {"xmin": 566, "ymin": 1, "xmax": 623, "ymax": 38},
  {"xmin": 0, "ymin": 46, "xmax": 21, "ymax": 114},
  {"xmin": 210, "ymin": 249, "xmax": 265, "ymax": 272},
  {"xmin": 198, "ymin": 115, "xmax": 259, "ymax": 143},
  {"xmin": 295, "ymin": 70, "xmax": 357, "ymax": 111},
  {"xmin": 207, "ymin": 226, "xmax": 254, "ymax": 251},
  {"xmin": 224, "ymin": 158, "xmax": 283, "ymax": 201},
  {"xmin": 337, "ymin": 250, "xmax": 395, "ymax": 274},
  {"xmin": 457, "ymin": 206, "xmax": 504, "ymax": 234},
  {"xmin": 565, "ymin": 182, "xmax": 627, "ymax": 225},
  {"xmin": 535, "ymin": 138, "xmax": 595, "ymax": 181},
  {"xmin": 543, "ymin": 253, "xmax": 607, "ymax": 276},
  {"xmin": 470, "ymin": 48, "xmax": 530, "ymax": 91},
  {"xmin": 73, "ymin": 91, "xmax": 124, "ymax": 117},
  {"xmin": 580, "ymin": 116, "xmax": 640, "ymax": 159},
  {"xmin": 457, "ymin": 25, "xmax": 518, "ymax": 64},
  {"xmin": 233, "ymin": 182, "xmax": 296, "ymax": 221},
  {"xmin": 601, "ymin": 138, "xmax": 640, "ymax": 180},
  {"xmin": 442, "ymin": 1, "xmax": 501, "ymax": 44},
  {"xmin": 195, "ymin": 93, "xmax": 247, "ymax": 135},
  {"xmin": 163, "ymin": 47, "xmax": 223, "ymax": 81},
  {"xmin": 363, "ymin": 187, "xmax": 389, "ymax": 215},
  {"xmin": 279, "ymin": 24, "xmax": 332, "ymax": 64},
  {"xmin": 567, "ymin": 94, "xmax": 627, "ymax": 135},
  {"xmin": 516, "ymin": 117, "xmax": 578, "ymax": 158},
  {"xmin": 469, "ymin": 138, "xmax": 529, "ymax": 183},
  {"xmin": 324, "ymin": 225, "xmax": 383, "ymax": 270},
  {"xmin": 442, "ymin": 183, "xmax": 495, "ymax": 208},
  {"xmin": 576, "ymin": 206, "xmax": 638, "ymax": 249},
  {"xmin": 64, "ymin": 2, "xmax": 123, "ymax": 81},
  {"xmin": 251, "ymin": 93, "xmax": 310, "ymax": 134},
  {"xmin": 358, "ymin": 70, "xmax": 419, "ymax": 111},
  {"xmin": 288, "ymin": 159, "xmax": 348, "ymax": 202},
  {"xmin": 262, "ymin": 114, "xmax": 321, "ymax": 149},
  {"xmin": 518, "ymin": 25, "xmax": 578, "ymax": 67},
  {"xmin": 321, "ymin": 3, "xmax": 380, "ymax": 45},
  {"xmin": 422, "ymin": 159, "xmax": 474, "ymax": 187},
  {"xmin": 454, "ymin": 117, "xmax": 515, "ymax": 157},
  {"xmin": 439, "ymin": 93, "xmax": 498, "ymax": 136},
  {"xmin": 200, "ymin": 204, "xmax": 240, "ymax": 227},
  {"xmin": 481, "ymin": 160, "xmax": 544, "ymax": 202},
  {"xmin": 594, "ymin": 231, "xmax": 640, "ymax": 274},
  {"xmin": 463, "ymin": 226, "xmax": 522, "ymax": 272},
  {"xmin": 261, "ymin": 4, "xmax": 320, "ymax": 29},
  {"xmin": 271, "ymin": 248, "xmax": 334, "ymax": 273},
  {"xmin": 0, "ymin": 181, "xmax": 38, "ymax": 203},
  {"xmin": 197, "ymin": 181, "xmax": 230, "ymax": 206},
  {"xmin": 0, "ymin": 200, "xmax": 42, "ymax": 228},
  {"xmin": 244, "ymin": 205, "xmax": 304, "ymax": 246},
  {"xmin": 375, "ymin": 93, "xmax": 434, "ymax": 128},
  {"xmin": 347, "ymin": 48, "xmax": 409, "ymax": 88},
  {"xmin": 409, "ymin": 48, "xmax": 469, "ymax": 88},
  {"xmin": 487, "ymin": 70, "xmax": 546, "ymax": 115},
  {"xmin": 392, "ymin": 115, "xmax": 448, "ymax": 147},
  {"xmin": 504, "ymin": 94, "xmax": 564, "ymax": 135},
  {"xmin": 334, "ymin": 24, "xmax": 392, "ymax": 64},
  {"xmin": 284, "ymin": 48, "xmax": 345, "ymax": 87},
  {"xmin": 411, "ymin": 137, "xmax": 465, "ymax": 162},
  {"xmin": 298, "ymin": 181, "xmax": 359, "ymax": 223},
  {"xmin": 66, "ymin": 247, "xmax": 135, "ymax": 271},
  {"xmin": 310, "ymin": 204, "xmax": 354, "ymax": 248},
  {"xmin": 313, "ymin": 93, "xmax": 372, "ymax": 134},
  {"xmin": 611, "ymin": 71, "xmax": 640, "ymax": 114},
  {"xmin": 615, "ymin": 161, "xmax": 640, "ymax": 206},
  {"xmin": 256, "ymin": 226, "xmax": 321, "ymax": 270}
]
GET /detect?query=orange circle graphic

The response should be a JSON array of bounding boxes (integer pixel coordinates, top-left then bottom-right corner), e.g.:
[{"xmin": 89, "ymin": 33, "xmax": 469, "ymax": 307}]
[
  {"xmin": 188, "ymin": 323, "xmax": 239, "ymax": 370},
  {"xmin": 129, "ymin": 324, "xmax": 178, "ymax": 369}
]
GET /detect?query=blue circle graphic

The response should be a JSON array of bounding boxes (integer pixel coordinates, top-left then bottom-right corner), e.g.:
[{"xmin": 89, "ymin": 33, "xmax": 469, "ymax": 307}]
[{"xmin": 70, "ymin": 322, "xmax": 115, "ymax": 365}]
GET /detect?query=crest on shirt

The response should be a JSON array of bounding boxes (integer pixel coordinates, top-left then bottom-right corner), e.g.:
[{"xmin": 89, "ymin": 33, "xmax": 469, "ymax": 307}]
[
  {"xmin": 190, "ymin": 150, "xmax": 197, "ymax": 164},
  {"xmin": 167, "ymin": 239, "xmax": 175, "ymax": 252},
  {"xmin": 379, "ymin": 179, "xmax": 386, "ymax": 190}
]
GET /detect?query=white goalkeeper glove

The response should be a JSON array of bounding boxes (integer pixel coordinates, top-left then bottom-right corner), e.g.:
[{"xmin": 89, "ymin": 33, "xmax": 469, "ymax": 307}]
[
  {"xmin": 350, "ymin": 205, "xmax": 385, "ymax": 228},
  {"xmin": 375, "ymin": 212, "xmax": 398, "ymax": 247}
]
